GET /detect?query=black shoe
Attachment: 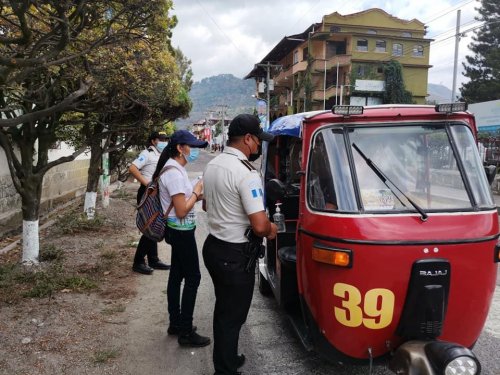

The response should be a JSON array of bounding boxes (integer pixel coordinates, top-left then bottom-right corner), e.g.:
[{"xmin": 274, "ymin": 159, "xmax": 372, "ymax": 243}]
[
  {"xmin": 178, "ymin": 330, "xmax": 211, "ymax": 347},
  {"xmin": 167, "ymin": 325, "xmax": 197, "ymax": 335},
  {"xmin": 236, "ymin": 354, "xmax": 245, "ymax": 368},
  {"xmin": 132, "ymin": 263, "xmax": 154, "ymax": 275},
  {"xmin": 149, "ymin": 260, "xmax": 170, "ymax": 270}
]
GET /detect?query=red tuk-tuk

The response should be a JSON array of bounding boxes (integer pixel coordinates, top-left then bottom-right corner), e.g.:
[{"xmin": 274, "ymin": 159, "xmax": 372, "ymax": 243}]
[{"xmin": 259, "ymin": 103, "xmax": 498, "ymax": 374}]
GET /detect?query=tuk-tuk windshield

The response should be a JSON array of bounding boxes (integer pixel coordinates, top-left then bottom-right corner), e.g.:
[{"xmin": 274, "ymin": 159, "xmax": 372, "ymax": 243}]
[{"xmin": 307, "ymin": 123, "xmax": 494, "ymax": 213}]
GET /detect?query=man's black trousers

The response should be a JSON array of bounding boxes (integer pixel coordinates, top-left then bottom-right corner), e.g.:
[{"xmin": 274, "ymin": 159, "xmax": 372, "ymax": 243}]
[{"xmin": 202, "ymin": 234, "xmax": 255, "ymax": 375}]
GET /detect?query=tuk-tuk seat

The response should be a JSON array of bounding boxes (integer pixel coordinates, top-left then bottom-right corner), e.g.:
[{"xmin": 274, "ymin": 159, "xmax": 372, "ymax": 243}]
[{"xmin": 278, "ymin": 246, "xmax": 296, "ymax": 267}]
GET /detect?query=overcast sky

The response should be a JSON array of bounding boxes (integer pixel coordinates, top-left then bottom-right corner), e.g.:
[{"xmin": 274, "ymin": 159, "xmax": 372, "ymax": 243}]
[{"xmin": 170, "ymin": 0, "xmax": 481, "ymax": 91}]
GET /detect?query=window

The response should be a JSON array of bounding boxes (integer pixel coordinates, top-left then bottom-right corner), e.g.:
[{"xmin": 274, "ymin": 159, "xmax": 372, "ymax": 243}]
[
  {"xmin": 349, "ymin": 124, "xmax": 493, "ymax": 211},
  {"xmin": 402, "ymin": 32, "xmax": 412, "ymax": 37},
  {"xmin": 330, "ymin": 26, "xmax": 341, "ymax": 33},
  {"xmin": 392, "ymin": 43, "xmax": 403, "ymax": 56},
  {"xmin": 303, "ymin": 47, "xmax": 308, "ymax": 61},
  {"xmin": 377, "ymin": 66, "xmax": 384, "ymax": 74},
  {"xmin": 326, "ymin": 41, "xmax": 347, "ymax": 58},
  {"xmin": 375, "ymin": 40, "xmax": 386, "ymax": 52},
  {"xmin": 357, "ymin": 65, "xmax": 365, "ymax": 77},
  {"xmin": 293, "ymin": 50, "xmax": 299, "ymax": 64},
  {"xmin": 307, "ymin": 130, "xmax": 357, "ymax": 211},
  {"xmin": 357, "ymin": 39, "xmax": 368, "ymax": 52},
  {"xmin": 412, "ymin": 45, "xmax": 424, "ymax": 57}
]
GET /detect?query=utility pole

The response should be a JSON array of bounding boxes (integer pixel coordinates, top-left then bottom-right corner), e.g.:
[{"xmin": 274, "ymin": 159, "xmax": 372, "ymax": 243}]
[
  {"xmin": 256, "ymin": 62, "xmax": 281, "ymax": 129},
  {"xmin": 451, "ymin": 9, "xmax": 461, "ymax": 102}
]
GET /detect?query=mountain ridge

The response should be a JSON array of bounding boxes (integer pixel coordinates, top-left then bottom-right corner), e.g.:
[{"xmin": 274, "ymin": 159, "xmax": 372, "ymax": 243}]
[{"xmin": 177, "ymin": 74, "xmax": 453, "ymax": 128}]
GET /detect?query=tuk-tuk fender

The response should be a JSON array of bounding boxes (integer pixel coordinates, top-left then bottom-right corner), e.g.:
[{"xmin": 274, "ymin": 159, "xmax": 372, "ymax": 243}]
[{"xmin": 296, "ymin": 212, "xmax": 498, "ymax": 359}]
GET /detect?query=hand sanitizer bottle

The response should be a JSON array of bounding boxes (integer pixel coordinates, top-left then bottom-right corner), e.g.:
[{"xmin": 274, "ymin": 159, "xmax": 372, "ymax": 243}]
[{"xmin": 273, "ymin": 202, "xmax": 286, "ymax": 233}]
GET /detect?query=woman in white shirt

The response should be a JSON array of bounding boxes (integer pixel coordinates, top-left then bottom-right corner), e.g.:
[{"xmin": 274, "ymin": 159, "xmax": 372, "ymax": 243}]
[{"xmin": 151, "ymin": 130, "xmax": 210, "ymax": 348}]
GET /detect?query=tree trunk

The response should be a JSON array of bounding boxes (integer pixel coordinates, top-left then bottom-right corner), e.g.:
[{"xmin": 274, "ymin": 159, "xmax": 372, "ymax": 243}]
[{"xmin": 20, "ymin": 174, "xmax": 43, "ymax": 263}]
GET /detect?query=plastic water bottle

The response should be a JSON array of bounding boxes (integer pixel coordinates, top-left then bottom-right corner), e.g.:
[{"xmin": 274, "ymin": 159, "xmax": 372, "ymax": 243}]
[{"xmin": 273, "ymin": 202, "xmax": 286, "ymax": 233}]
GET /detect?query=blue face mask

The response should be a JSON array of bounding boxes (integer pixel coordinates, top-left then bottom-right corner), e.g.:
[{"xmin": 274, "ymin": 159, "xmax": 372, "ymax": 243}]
[
  {"xmin": 156, "ymin": 141, "xmax": 168, "ymax": 152},
  {"xmin": 184, "ymin": 147, "xmax": 200, "ymax": 163}
]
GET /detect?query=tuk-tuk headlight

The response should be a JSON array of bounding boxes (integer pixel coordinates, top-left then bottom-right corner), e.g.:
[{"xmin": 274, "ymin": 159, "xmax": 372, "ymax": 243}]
[
  {"xmin": 425, "ymin": 341, "xmax": 480, "ymax": 375},
  {"xmin": 445, "ymin": 356, "xmax": 479, "ymax": 375},
  {"xmin": 435, "ymin": 102, "xmax": 468, "ymax": 113}
]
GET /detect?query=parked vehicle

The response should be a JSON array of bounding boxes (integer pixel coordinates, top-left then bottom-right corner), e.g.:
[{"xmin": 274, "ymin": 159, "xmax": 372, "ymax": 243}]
[{"xmin": 259, "ymin": 103, "xmax": 498, "ymax": 375}]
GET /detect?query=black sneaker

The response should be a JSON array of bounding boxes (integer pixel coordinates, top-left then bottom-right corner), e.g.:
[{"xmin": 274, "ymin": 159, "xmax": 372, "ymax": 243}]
[
  {"xmin": 149, "ymin": 260, "xmax": 171, "ymax": 270},
  {"xmin": 167, "ymin": 325, "xmax": 197, "ymax": 335},
  {"xmin": 132, "ymin": 263, "xmax": 153, "ymax": 275},
  {"xmin": 178, "ymin": 330, "xmax": 211, "ymax": 347}
]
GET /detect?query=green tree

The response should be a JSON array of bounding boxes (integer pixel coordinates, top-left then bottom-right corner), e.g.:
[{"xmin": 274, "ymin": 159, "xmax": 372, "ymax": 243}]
[
  {"xmin": 0, "ymin": 0, "xmax": 184, "ymax": 263},
  {"xmin": 383, "ymin": 60, "xmax": 413, "ymax": 104},
  {"xmin": 460, "ymin": 0, "xmax": 500, "ymax": 103}
]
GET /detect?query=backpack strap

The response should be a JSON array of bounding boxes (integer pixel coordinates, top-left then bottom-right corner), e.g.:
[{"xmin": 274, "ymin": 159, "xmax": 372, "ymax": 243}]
[
  {"xmin": 157, "ymin": 164, "xmax": 180, "ymax": 216},
  {"xmin": 164, "ymin": 202, "xmax": 174, "ymax": 217}
]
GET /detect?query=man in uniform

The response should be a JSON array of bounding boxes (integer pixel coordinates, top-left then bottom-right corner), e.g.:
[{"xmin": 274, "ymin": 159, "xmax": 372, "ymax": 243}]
[
  {"xmin": 129, "ymin": 131, "xmax": 171, "ymax": 275},
  {"xmin": 202, "ymin": 114, "xmax": 277, "ymax": 374}
]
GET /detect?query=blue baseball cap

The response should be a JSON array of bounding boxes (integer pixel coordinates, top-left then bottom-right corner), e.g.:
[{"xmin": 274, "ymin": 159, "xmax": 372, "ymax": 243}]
[{"xmin": 170, "ymin": 130, "xmax": 208, "ymax": 148}]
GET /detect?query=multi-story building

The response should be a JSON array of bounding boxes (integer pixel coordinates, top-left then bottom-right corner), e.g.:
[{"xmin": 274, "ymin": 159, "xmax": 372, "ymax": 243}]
[{"xmin": 245, "ymin": 8, "xmax": 432, "ymax": 117}]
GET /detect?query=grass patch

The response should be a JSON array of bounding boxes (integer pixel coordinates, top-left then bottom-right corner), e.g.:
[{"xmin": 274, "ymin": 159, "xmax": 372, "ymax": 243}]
[
  {"xmin": 101, "ymin": 304, "xmax": 126, "ymax": 315},
  {"xmin": 0, "ymin": 262, "xmax": 98, "ymax": 301},
  {"xmin": 57, "ymin": 210, "xmax": 106, "ymax": 235},
  {"xmin": 39, "ymin": 244, "xmax": 65, "ymax": 262},
  {"xmin": 92, "ymin": 349, "xmax": 120, "ymax": 364},
  {"xmin": 100, "ymin": 249, "xmax": 117, "ymax": 260}
]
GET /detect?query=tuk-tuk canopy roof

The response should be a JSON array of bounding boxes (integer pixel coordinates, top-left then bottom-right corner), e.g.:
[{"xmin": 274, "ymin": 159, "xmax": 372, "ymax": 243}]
[{"xmin": 268, "ymin": 111, "xmax": 328, "ymax": 138}]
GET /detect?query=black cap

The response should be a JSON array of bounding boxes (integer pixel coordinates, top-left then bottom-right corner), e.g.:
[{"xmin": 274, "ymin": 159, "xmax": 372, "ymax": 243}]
[
  {"xmin": 170, "ymin": 130, "xmax": 208, "ymax": 148},
  {"xmin": 148, "ymin": 131, "xmax": 167, "ymax": 142},
  {"xmin": 228, "ymin": 114, "xmax": 274, "ymax": 142}
]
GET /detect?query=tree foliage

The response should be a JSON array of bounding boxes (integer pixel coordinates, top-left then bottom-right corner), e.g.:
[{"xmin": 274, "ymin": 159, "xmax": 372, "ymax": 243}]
[
  {"xmin": 383, "ymin": 60, "xmax": 413, "ymax": 104},
  {"xmin": 0, "ymin": 0, "xmax": 191, "ymax": 262},
  {"xmin": 460, "ymin": 0, "xmax": 500, "ymax": 103},
  {"xmin": 0, "ymin": 0, "xmax": 190, "ymax": 215}
]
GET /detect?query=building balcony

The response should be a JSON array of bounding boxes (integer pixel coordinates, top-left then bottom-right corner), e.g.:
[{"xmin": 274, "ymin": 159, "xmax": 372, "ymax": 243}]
[
  {"xmin": 311, "ymin": 86, "xmax": 338, "ymax": 101},
  {"xmin": 311, "ymin": 55, "xmax": 352, "ymax": 72}
]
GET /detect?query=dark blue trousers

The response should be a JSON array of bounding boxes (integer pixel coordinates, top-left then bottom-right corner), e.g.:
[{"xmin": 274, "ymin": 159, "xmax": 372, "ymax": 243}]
[{"xmin": 166, "ymin": 227, "xmax": 201, "ymax": 333}]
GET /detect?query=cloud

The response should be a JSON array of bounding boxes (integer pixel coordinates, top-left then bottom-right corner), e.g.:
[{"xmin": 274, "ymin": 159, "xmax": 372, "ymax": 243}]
[{"xmin": 171, "ymin": 0, "xmax": 480, "ymax": 88}]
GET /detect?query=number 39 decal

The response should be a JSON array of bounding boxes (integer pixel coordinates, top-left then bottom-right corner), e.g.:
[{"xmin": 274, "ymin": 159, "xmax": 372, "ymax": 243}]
[{"xmin": 333, "ymin": 283, "xmax": 395, "ymax": 329}]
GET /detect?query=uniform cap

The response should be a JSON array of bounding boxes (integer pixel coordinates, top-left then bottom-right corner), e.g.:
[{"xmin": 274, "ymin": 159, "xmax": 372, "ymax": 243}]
[
  {"xmin": 228, "ymin": 114, "xmax": 274, "ymax": 142},
  {"xmin": 170, "ymin": 130, "xmax": 208, "ymax": 148},
  {"xmin": 149, "ymin": 131, "xmax": 168, "ymax": 142}
]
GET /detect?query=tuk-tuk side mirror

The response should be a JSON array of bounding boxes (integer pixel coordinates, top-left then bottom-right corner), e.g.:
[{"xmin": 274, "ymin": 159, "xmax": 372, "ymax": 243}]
[
  {"xmin": 484, "ymin": 165, "xmax": 496, "ymax": 185},
  {"xmin": 265, "ymin": 179, "xmax": 286, "ymax": 202}
]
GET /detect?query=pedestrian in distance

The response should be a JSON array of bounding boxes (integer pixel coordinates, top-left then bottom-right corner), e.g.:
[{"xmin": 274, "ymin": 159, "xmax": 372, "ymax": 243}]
[
  {"xmin": 151, "ymin": 129, "xmax": 211, "ymax": 347},
  {"xmin": 129, "ymin": 131, "xmax": 171, "ymax": 275},
  {"xmin": 202, "ymin": 114, "xmax": 277, "ymax": 374}
]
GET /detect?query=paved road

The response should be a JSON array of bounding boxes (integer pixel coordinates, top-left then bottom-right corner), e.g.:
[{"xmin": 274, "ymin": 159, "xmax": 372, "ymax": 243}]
[{"xmin": 117, "ymin": 149, "xmax": 499, "ymax": 375}]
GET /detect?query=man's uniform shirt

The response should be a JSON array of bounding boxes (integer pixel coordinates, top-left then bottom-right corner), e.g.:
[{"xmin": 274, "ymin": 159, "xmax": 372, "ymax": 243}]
[
  {"xmin": 131, "ymin": 146, "xmax": 161, "ymax": 184},
  {"xmin": 203, "ymin": 146, "xmax": 265, "ymax": 243}
]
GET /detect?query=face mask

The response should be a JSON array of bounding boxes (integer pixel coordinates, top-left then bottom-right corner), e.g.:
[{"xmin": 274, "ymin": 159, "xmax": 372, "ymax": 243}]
[
  {"xmin": 156, "ymin": 141, "xmax": 168, "ymax": 152},
  {"xmin": 248, "ymin": 144, "xmax": 262, "ymax": 162},
  {"xmin": 184, "ymin": 147, "xmax": 200, "ymax": 163}
]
